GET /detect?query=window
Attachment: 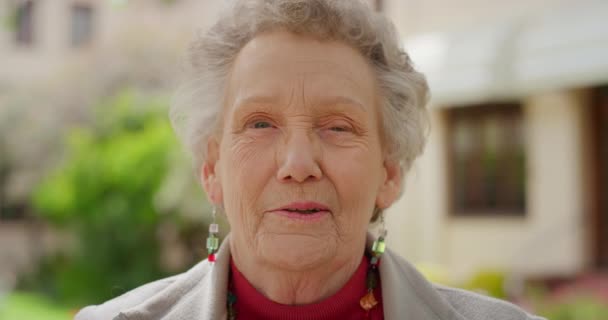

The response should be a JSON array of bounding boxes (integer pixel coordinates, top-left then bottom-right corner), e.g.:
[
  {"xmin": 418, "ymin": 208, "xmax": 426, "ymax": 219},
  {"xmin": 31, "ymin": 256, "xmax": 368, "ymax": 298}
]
[
  {"xmin": 0, "ymin": 203, "xmax": 27, "ymax": 220},
  {"xmin": 71, "ymin": 4, "xmax": 94, "ymax": 47},
  {"xmin": 373, "ymin": 0, "xmax": 383, "ymax": 12},
  {"xmin": 447, "ymin": 103, "xmax": 526, "ymax": 216},
  {"xmin": 592, "ymin": 85, "xmax": 608, "ymax": 267},
  {"xmin": 368, "ymin": 0, "xmax": 383, "ymax": 11},
  {"xmin": 15, "ymin": 0, "xmax": 35, "ymax": 45},
  {"xmin": 0, "ymin": 164, "xmax": 26, "ymax": 220}
]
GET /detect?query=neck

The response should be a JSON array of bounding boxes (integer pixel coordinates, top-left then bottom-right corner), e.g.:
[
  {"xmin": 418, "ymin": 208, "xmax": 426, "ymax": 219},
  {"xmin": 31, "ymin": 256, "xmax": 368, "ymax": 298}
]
[{"xmin": 230, "ymin": 243, "xmax": 364, "ymax": 305}]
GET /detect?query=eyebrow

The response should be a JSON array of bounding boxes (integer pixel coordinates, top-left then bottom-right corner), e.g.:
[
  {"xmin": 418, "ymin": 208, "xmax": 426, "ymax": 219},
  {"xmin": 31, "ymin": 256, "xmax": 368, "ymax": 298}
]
[
  {"xmin": 234, "ymin": 94, "xmax": 368, "ymax": 112},
  {"xmin": 315, "ymin": 96, "xmax": 367, "ymax": 111}
]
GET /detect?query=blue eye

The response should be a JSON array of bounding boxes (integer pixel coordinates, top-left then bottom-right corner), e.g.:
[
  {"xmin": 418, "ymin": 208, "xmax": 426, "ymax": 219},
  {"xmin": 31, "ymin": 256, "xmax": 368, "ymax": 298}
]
[{"xmin": 253, "ymin": 121, "xmax": 272, "ymax": 129}]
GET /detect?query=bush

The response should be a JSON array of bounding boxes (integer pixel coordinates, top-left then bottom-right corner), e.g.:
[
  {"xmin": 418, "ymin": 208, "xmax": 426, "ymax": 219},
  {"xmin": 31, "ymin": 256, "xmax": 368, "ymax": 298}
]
[
  {"xmin": 463, "ymin": 269, "xmax": 507, "ymax": 299},
  {"xmin": 525, "ymin": 283, "xmax": 608, "ymax": 320},
  {"xmin": 26, "ymin": 89, "xmax": 180, "ymax": 306},
  {"xmin": 0, "ymin": 292, "xmax": 72, "ymax": 320},
  {"xmin": 538, "ymin": 296, "xmax": 608, "ymax": 320}
]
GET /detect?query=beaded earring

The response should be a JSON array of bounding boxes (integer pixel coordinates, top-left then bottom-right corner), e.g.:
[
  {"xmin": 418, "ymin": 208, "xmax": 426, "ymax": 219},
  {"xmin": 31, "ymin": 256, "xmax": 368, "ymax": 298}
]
[
  {"xmin": 360, "ymin": 211, "xmax": 387, "ymax": 316},
  {"xmin": 206, "ymin": 206, "xmax": 220, "ymax": 263}
]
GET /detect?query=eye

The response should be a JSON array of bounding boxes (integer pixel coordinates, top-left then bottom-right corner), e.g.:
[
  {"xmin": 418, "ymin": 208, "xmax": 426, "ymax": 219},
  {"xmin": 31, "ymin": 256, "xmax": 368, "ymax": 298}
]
[
  {"xmin": 325, "ymin": 121, "xmax": 354, "ymax": 133},
  {"xmin": 329, "ymin": 126, "xmax": 351, "ymax": 132},
  {"xmin": 250, "ymin": 120, "xmax": 273, "ymax": 129}
]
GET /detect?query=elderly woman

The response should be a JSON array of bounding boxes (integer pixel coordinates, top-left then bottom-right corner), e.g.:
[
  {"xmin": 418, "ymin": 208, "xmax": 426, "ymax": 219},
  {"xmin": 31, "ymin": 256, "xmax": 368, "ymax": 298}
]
[{"xmin": 76, "ymin": 1, "xmax": 544, "ymax": 319}]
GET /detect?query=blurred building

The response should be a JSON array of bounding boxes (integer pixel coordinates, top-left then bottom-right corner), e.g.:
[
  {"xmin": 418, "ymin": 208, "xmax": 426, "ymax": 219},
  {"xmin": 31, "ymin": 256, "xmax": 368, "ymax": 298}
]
[
  {"xmin": 0, "ymin": 0, "xmax": 225, "ymax": 87},
  {"xmin": 385, "ymin": 0, "xmax": 608, "ymax": 283}
]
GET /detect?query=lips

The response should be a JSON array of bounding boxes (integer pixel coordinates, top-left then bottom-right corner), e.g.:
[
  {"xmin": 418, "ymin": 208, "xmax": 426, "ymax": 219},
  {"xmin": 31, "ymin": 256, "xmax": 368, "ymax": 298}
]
[
  {"xmin": 284, "ymin": 208, "xmax": 323, "ymax": 214},
  {"xmin": 272, "ymin": 202, "xmax": 331, "ymax": 215}
]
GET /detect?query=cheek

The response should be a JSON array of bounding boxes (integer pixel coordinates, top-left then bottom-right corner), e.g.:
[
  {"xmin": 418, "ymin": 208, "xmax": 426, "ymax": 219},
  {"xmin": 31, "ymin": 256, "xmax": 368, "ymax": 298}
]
[
  {"xmin": 324, "ymin": 130, "xmax": 384, "ymax": 185},
  {"xmin": 323, "ymin": 145, "xmax": 383, "ymax": 217},
  {"xmin": 219, "ymin": 134, "xmax": 276, "ymax": 223},
  {"xmin": 223, "ymin": 134, "xmax": 276, "ymax": 181}
]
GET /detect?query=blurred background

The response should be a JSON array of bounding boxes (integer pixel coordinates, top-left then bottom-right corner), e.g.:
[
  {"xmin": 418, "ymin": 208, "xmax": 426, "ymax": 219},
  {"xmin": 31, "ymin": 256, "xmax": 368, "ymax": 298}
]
[{"xmin": 0, "ymin": 0, "xmax": 606, "ymax": 319}]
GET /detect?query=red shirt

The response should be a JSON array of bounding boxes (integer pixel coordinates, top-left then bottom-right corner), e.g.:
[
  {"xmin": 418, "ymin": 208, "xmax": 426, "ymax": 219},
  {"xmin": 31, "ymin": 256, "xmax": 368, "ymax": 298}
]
[{"xmin": 230, "ymin": 256, "xmax": 384, "ymax": 320}]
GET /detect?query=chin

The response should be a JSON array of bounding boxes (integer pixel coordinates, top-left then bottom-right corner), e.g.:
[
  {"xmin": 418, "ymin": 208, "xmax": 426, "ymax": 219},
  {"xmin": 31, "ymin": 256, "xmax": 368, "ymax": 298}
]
[{"xmin": 255, "ymin": 233, "xmax": 337, "ymax": 271}]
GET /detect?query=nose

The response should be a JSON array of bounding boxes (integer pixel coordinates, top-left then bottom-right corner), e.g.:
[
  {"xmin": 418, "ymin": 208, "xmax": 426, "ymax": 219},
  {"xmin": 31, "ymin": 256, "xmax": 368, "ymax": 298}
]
[{"xmin": 276, "ymin": 129, "xmax": 323, "ymax": 183}]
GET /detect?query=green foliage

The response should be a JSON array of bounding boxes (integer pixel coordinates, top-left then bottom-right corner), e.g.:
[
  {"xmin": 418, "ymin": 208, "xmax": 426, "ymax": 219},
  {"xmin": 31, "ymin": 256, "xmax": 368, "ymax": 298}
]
[
  {"xmin": 545, "ymin": 299, "xmax": 608, "ymax": 320},
  {"xmin": 525, "ymin": 285, "xmax": 608, "ymax": 320},
  {"xmin": 28, "ymin": 89, "xmax": 178, "ymax": 307},
  {"xmin": 0, "ymin": 292, "xmax": 72, "ymax": 320},
  {"xmin": 463, "ymin": 269, "xmax": 507, "ymax": 299},
  {"xmin": 1, "ymin": 7, "xmax": 18, "ymax": 32},
  {"xmin": 538, "ymin": 296, "xmax": 608, "ymax": 320}
]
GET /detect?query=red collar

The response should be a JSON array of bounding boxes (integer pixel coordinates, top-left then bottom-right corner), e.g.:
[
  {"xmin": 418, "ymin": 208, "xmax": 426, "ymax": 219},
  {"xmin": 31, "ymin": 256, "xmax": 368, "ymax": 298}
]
[{"xmin": 229, "ymin": 256, "xmax": 383, "ymax": 320}]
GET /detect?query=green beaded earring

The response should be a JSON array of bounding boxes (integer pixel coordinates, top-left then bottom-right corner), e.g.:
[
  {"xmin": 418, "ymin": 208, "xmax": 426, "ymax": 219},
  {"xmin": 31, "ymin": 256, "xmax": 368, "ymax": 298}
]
[
  {"xmin": 360, "ymin": 211, "xmax": 387, "ymax": 316},
  {"xmin": 372, "ymin": 213, "xmax": 387, "ymax": 258},
  {"xmin": 206, "ymin": 206, "xmax": 220, "ymax": 263}
]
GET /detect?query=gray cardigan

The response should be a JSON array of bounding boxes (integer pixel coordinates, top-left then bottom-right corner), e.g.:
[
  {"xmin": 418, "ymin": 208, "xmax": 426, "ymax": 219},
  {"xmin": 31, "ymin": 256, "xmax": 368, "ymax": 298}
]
[{"xmin": 75, "ymin": 235, "xmax": 545, "ymax": 320}]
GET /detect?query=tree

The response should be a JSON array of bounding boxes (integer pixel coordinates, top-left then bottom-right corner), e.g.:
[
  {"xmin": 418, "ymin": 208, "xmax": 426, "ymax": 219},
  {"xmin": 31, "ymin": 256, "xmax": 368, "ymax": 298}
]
[{"xmin": 29, "ymin": 89, "xmax": 182, "ymax": 306}]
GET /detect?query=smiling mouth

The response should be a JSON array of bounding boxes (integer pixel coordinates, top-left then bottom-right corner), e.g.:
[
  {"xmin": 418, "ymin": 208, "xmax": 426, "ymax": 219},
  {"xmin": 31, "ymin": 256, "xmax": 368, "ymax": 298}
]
[
  {"xmin": 272, "ymin": 202, "xmax": 331, "ymax": 217},
  {"xmin": 283, "ymin": 208, "xmax": 325, "ymax": 214}
]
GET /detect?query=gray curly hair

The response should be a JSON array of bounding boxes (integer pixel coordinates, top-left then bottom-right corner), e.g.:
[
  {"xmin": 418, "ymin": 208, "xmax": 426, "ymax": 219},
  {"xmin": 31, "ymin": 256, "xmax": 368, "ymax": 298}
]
[{"xmin": 170, "ymin": 0, "xmax": 429, "ymax": 184}]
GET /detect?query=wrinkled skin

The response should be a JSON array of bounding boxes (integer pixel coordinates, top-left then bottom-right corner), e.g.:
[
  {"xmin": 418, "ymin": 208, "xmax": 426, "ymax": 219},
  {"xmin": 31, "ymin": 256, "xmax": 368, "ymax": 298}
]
[{"xmin": 201, "ymin": 31, "xmax": 402, "ymax": 305}]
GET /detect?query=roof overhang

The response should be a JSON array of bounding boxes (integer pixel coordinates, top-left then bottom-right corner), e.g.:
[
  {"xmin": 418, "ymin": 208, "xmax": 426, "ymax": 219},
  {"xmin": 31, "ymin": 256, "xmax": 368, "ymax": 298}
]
[{"xmin": 404, "ymin": 1, "xmax": 608, "ymax": 107}]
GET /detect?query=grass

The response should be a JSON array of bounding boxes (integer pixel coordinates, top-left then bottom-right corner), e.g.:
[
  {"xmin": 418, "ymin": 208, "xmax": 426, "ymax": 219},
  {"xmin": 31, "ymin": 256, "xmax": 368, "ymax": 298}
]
[{"xmin": 0, "ymin": 292, "xmax": 73, "ymax": 320}]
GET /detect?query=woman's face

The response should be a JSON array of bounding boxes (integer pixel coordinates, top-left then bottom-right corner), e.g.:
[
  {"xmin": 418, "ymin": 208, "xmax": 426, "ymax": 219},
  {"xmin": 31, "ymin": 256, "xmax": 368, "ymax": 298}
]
[{"xmin": 203, "ymin": 31, "xmax": 402, "ymax": 270}]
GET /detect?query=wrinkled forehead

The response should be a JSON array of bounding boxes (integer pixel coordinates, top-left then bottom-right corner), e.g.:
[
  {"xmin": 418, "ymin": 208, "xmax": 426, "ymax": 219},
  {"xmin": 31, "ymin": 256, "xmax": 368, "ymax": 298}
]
[{"xmin": 224, "ymin": 31, "xmax": 378, "ymax": 114}]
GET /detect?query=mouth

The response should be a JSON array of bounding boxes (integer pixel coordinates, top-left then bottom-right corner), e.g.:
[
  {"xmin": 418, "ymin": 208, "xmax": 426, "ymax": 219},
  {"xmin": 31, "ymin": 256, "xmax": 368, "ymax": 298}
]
[
  {"xmin": 270, "ymin": 202, "xmax": 331, "ymax": 220},
  {"xmin": 282, "ymin": 208, "xmax": 326, "ymax": 214},
  {"xmin": 275, "ymin": 201, "xmax": 330, "ymax": 213}
]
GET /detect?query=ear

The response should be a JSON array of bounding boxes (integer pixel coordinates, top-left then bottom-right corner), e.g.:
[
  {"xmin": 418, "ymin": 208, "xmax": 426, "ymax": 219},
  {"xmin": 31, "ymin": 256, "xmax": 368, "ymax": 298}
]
[
  {"xmin": 375, "ymin": 160, "xmax": 402, "ymax": 209},
  {"xmin": 200, "ymin": 136, "xmax": 223, "ymax": 205}
]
